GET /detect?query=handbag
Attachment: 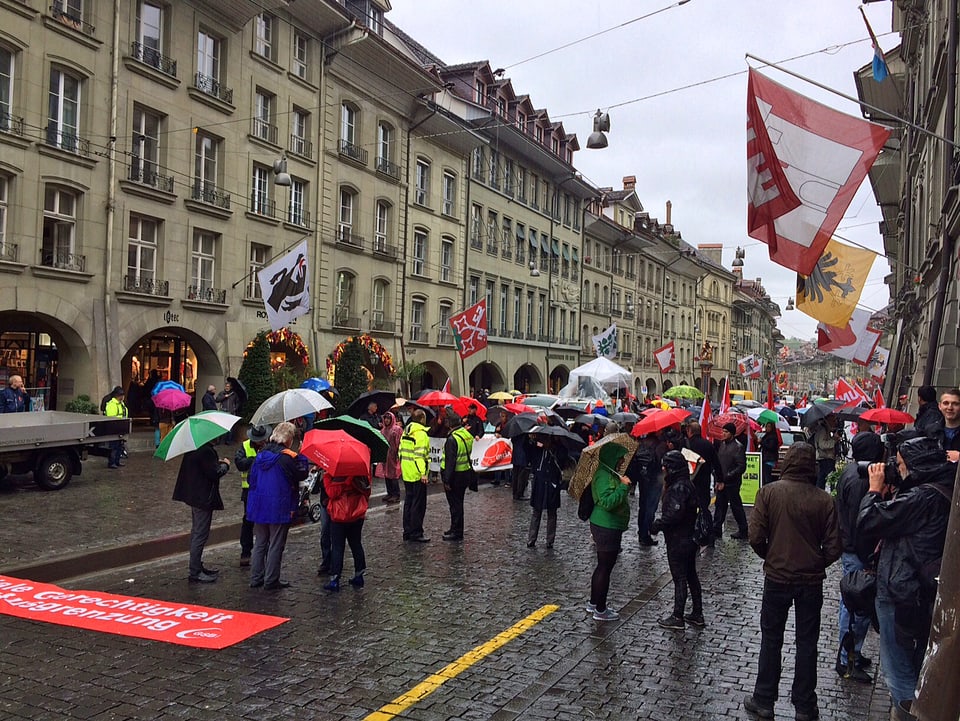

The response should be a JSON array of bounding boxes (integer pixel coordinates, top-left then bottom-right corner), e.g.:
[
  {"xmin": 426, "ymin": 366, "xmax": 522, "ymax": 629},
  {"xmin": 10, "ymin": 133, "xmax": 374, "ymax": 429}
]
[
  {"xmin": 693, "ymin": 509, "xmax": 714, "ymax": 547},
  {"xmin": 840, "ymin": 568, "xmax": 877, "ymax": 618}
]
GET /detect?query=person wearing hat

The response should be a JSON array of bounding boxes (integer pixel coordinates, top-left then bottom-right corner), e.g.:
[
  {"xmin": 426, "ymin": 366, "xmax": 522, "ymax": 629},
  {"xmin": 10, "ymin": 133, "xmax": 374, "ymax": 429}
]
[
  {"xmin": 440, "ymin": 409, "xmax": 476, "ymax": 541},
  {"xmin": 104, "ymin": 386, "xmax": 128, "ymax": 469},
  {"xmin": 858, "ymin": 436, "xmax": 956, "ymax": 719},
  {"xmin": 592, "ymin": 398, "xmax": 609, "ymax": 418},
  {"xmin": 650, "ymin": 450, "xmax": 704, "ymax": 630},
  {"xmin": 743, "ymin": 442, "xmax": 841, "ymax": 721},
  {"xmin": 714, "ymin": 422, "xmax": 749, "ymax": 540},
  {"xmin": 234, "ymin": 424, "xmax": 271, "ymax": 566}
]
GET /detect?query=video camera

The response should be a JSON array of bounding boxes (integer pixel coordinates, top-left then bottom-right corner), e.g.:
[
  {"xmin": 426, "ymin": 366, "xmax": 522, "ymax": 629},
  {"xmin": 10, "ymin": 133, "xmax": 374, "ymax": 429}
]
[{"xmin": 857, "ymin": 458, "xmax": 900, "ymax": 487}]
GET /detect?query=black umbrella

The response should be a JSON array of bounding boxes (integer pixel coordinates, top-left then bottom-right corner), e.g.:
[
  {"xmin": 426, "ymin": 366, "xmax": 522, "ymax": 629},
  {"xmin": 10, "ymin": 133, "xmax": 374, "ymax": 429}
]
[
  {"xmin": 528, "ymin": 423, "xmax": 586, "ymax": 453},
  {"xmin": 799, "ymin": 400, "xmax": 843, "ymax": 428},
  {"xmin": 836, "ymin": 404, "xmax": 870, "ymax": 423},
  {"xmin": 393, "ymin": 400, "xmax": 437, "ymax": 421},
  {"xmin": 226, "ymin": 376, "xmax": 247, "ymax": 405},
  {"xmin": 611, "ymin": 412, "xmax": 639, "ymax": 424},
  {"xmin": 347, "ymin": 390, "xmax": 397, "ymax": 418},
  {"xmin": 553, "ymin": 404, "xmax": 586, "ymax": 420},
  {"xmin": 501, "ymin": 413, "xmax": 541, "ymax": 439},
  {"xmin": 574, "ymin": 413, "xmax": 610, "ymax": 428}
]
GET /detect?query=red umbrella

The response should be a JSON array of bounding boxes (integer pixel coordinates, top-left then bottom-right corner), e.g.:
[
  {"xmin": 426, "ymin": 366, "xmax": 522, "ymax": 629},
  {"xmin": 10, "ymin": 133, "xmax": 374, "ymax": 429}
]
[
  {"xmin": 859, "ymin": 407, "xmax": 915, "ymax": 425},
  {"xmin": 300, "ymin": 429, "xmax": 371, "ymax": 477},
  {"xmin": 152, "ymin": 387, "xmax": 193, "ymax": 411},
  {"xmin": 452, "ymin": 396, "xmax": 487, "ymax": 420},
  {"xmin": 707, "ymin": 412, "xmax": 750, "ymax": 440},
  {"xmin": 503, "ymin": 402, "xmax": 536, "ymax": 415},
  {"xmin": 630, "ymin": 412, "xmax": 683, "ymax": 437},
  {"xmin": 417, "ymin": 390, "xmax": 459, "ymax": 407}
]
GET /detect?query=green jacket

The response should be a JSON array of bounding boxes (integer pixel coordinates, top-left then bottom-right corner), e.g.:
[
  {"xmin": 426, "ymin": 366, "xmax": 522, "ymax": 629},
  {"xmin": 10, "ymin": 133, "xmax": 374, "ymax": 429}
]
[
  {"xmin": 399, "ymin": 422, "xmax": 430, "ymax": 482},
  {"xmin": 589, "ymin": 443, "xmax": 631, "ymax": 530}
]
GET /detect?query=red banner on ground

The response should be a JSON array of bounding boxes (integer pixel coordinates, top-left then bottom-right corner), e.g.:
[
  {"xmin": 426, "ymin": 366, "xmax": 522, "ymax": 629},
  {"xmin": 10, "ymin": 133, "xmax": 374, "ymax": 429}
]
[{"xmin": 0, "ymin": 575, "xmax": 287, "ymax": 649}]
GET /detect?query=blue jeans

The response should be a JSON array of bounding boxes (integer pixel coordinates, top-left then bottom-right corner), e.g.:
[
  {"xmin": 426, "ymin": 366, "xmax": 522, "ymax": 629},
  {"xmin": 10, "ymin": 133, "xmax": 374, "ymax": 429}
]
[
  {"xmin": 837, "ymin": 552, "xmax": 871, "ymax": 664},
  {"xmin": 876, "ymin": 597, "xmax": 920, "ymax": 706},
  {"xmin": 753, "ymin": 579, "xmax": 823, "ymax": 715}
]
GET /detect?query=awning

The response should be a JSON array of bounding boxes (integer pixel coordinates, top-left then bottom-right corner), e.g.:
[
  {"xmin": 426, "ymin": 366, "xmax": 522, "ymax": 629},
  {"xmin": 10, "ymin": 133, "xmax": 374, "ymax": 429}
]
[
  {"xmin": 540, "ymin": 235, "xmax": 550, "ymax": 252},
  {"xmin": 572, "ymin": 248, "xmax": 579, "ymax": 263},
  {"xmin": 528, "ymin": 229, "xmax": 538, "ymax": 248},
  {"xmin": 551, "ymin": 239, "xmax": 560, "ymax": 256},
  {"xmin": 562, "ymin": 245, "xmax": 571, "ymax": 260},
  {"xmin": 516, "ymin": 224, "xmax": 525, "ymax": 239}
]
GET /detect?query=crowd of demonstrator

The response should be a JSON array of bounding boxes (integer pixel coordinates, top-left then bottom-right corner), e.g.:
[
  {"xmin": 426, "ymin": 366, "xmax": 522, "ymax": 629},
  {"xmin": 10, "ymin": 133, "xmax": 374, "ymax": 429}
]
[{"xmin": 164, "ymin": 385, "xmax": 959, "ymax": 721}]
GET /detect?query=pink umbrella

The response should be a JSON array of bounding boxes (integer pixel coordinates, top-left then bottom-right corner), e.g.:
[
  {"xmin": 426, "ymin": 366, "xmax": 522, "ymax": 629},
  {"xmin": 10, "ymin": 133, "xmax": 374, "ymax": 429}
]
[{"xmin": 152, "ymin": 387, "xmax": 193, "ymax": 411}]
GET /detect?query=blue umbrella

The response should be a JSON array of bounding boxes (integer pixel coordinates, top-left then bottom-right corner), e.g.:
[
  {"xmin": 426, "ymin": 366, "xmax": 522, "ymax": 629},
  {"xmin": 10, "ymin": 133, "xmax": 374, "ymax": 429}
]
[
  {"xmin": 152, "ymin": 380, "xmax": 185, "ymax": 396},
  {"xmin": 777, "ymin": 405, "xmax": 798, "ymax": 420},
  {"xmin": 301, "ymin": 377, "xmax": 332, "ymax": 393}
]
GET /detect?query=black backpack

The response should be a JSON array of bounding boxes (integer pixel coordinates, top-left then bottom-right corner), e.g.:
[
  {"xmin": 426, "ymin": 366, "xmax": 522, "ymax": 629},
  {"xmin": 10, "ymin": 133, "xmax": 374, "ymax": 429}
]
[
  {"xmin": 100, "ymin": 393, "xmax": 112, "ymax": 414},
  {"xmin": 577, "ymin": 486, "xmax": 595, "ymax": 521}
]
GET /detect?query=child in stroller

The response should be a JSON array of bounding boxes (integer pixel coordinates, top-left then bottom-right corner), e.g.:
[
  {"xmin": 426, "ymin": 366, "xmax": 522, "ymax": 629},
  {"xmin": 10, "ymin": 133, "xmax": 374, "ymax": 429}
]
[{"xmin": 296, "ymin": 466, "xmax": 324, "ymax": 523}]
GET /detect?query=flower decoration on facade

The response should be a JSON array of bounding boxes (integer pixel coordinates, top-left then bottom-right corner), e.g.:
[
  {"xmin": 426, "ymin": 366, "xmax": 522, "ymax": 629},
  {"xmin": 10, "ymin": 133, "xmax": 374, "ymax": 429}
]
[
  {"xmin": 326, "ymin": 334, "xmax": 395, "ymax": 376},
  {"xmin": 245, "ymin": 328, "xmax": 310, "ymax": 366},
  {"xmin": 776, "ymin": 370, "xmax": 789, "ymax": 390}
]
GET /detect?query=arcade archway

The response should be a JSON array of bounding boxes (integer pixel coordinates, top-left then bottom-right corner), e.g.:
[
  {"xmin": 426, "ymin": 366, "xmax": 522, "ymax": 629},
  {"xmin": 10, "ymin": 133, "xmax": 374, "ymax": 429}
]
[
  {"xmin": 513, "ymin": 363, "xmax": 543, "ymax": 394},
  {"xmin": 418, "ymin": 360, "xmax": 451, "ymax": 395},
  {"xmin": 470, "ymin": 361, "xmax": 506, "ymax": 395},
  {"xmin": 548, "ymin": 364, "xmax": 569, "ymax": 394}
]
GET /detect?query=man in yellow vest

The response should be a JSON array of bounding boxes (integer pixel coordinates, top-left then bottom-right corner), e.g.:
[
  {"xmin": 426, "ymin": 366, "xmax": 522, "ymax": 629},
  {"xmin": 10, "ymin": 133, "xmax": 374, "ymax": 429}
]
[
  {"xmin": 234, "ymin": 424, "xmax": 271, "ymax": 565},
  {"xmin": 400, "ymin": 408, "xmax": 431, "ymax": 543},
  {"xmin": 441, "ymin": 409, "xmax": 476, "ymax": 541},
  {"xmin": 105, "ymin": 386, "xmax": 128, "ymax": 469}
]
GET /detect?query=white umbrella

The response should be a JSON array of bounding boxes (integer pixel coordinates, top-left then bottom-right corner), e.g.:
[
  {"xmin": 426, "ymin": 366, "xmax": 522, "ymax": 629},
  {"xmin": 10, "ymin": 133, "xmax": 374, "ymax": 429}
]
[
  {"xmin": 154, "ymin": 411, "xmax": 241, "ymax": 461},
  {"xmin": 251, "ymin": 388, "xmax": 334, "ymax": 425}
]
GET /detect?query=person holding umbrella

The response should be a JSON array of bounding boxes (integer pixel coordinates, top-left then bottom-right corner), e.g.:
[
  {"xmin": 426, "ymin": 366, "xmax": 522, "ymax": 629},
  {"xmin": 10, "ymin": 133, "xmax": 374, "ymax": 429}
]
[
  {"xmin": 322, "ymin": 466, "xmax": 373, "ymax": 591},
  {"xmin": 587, "ymin": 441, "xmax": 633, "ymax": 621},
  {"xmin": 172, "ymin": 439, "xmax": 231, "ymax": 583},
  {"xmin": 247, "ymin": 422, "xmax": 309, "ymax": 590},
  {"xmin": 216, "ymin": 378, "xmax": 244, "ymax": 444},
  {"xmin": 525, "ymin": 430, "xmax": 569, "ymax": 549}
]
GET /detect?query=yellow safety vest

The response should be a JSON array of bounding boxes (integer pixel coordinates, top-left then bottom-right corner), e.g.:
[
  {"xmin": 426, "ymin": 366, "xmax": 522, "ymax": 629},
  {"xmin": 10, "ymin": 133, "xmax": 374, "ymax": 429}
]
[
  {"xmin": 105, "ymin": 398, "xmax": 128, "ymax": 418},
  {"xmin": 441, "ymin": 426, "xmax": 474, "ymax": 472},
  {"xmin": 240, "ymin": 439, "xmax": 257, "ymax": 490},
  {"xmin": 399, "ymin": 422, "xmax": 429, "ymax": 482}
]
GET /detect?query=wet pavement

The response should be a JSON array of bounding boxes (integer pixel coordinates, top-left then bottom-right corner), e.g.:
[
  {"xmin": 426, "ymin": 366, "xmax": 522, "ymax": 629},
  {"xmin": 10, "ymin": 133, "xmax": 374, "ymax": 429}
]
[{"xmin": 1, "ymin": 448, "xmax": 892, "ymax": 720}]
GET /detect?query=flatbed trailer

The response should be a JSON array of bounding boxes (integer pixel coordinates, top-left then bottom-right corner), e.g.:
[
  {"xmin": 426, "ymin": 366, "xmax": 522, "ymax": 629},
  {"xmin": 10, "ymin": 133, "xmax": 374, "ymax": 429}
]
[{"xmin": 0, "ymin": 411, "xmax": 132, "ymax": 490}]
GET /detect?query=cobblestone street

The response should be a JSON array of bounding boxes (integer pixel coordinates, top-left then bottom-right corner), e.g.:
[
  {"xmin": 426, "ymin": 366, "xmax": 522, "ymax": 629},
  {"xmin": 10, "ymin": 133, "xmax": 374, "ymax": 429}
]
[{"xmin": 0, "ymin": 452, "xmax": 889, "ymax": 720}]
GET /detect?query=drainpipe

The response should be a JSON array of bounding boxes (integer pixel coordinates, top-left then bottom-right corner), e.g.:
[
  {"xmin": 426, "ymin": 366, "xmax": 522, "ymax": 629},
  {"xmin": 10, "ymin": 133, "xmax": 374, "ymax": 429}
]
[
  {"xmin": 923, "ymin": 0, "xmax": 958, "ymax": 386},
  {"xmin": 102, "ymin": 0, "xmax": 121, "ymax": 387},
  {"xmin": 398, "ymin": 104, "xmax": 438, "ymax": 386}
]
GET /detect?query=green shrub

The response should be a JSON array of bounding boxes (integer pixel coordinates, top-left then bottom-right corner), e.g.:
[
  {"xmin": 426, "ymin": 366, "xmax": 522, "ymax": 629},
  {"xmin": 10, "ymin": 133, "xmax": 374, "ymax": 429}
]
[{"xmin": 64, "ymin": 394, "xmax": 98, "ymax": 414}]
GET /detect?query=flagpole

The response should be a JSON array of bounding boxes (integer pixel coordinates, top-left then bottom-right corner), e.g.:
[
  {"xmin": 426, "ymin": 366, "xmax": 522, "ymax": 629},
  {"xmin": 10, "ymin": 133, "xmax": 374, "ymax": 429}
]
[{"xmin": 745, "ymin": 53, "xmax": 958, "ymax": 149}]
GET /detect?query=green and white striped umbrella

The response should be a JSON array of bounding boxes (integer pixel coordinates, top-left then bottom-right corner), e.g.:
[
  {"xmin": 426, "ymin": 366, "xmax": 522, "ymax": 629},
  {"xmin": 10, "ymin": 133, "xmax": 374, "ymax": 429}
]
[{"xmin": 154, "ymin": 411, "xmax": 241, "ymax": 461}]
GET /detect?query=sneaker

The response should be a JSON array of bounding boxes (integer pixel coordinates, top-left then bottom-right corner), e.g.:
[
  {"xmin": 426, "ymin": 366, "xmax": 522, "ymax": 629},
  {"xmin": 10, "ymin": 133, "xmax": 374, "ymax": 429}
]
[
  {"xmin": 592, "ymin": 608, "xmax": 620, "ymax": 621},
  {"xmin": 743, "ymin": 695, "xmax": 774, "ymax": 719},
  {"xmin": 684, "ymin": 612, "xmax": 706, "ymax": 627},
  {"xmin": 323, "ymin": 577, "xmax": 340, "ymax": 592},
  {"xmin": 239, "ymin": 556, "xmax": 251, "ymax": 567},
  {"xmin": 348, "ymin": 574, "xmax": 365, "ymax": 588},
  {"xmin": 188, "ymin": 572, "xmax": 217, "ymax": 584},
  {"xmin": 657, "ymin": 614, "xmax": 685, "ymax": 630},
  {"xmin": 586, "ymin": 602, "xmax": 597, "ymax": 613},
  {"xmin": 835, "ymin": 661, "xmax": 872, "ymax": 684},
  {"xmin": 201, "ymin": 566, "xmax": 219, "ymax": 576}
]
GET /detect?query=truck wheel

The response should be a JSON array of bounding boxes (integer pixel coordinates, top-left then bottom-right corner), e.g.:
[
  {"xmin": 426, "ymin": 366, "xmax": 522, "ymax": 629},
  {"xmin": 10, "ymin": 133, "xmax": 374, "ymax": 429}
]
[{"xmin": 36, "ymin": 452, "xmax": 73, "ymax": 491}]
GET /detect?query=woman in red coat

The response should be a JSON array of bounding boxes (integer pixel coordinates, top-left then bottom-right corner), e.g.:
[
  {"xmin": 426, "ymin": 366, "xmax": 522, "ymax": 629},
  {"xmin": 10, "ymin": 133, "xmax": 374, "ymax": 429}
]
[{"xmin": 322, "ymin": 473, "xmax": 372, "ymax": 591}]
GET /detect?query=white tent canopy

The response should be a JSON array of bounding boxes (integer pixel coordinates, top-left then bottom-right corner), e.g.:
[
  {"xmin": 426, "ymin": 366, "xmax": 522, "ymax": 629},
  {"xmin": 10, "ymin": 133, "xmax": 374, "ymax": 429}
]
[{"xmin": 559, "ymin": 357, "xmax": 632, "ymax": 398}]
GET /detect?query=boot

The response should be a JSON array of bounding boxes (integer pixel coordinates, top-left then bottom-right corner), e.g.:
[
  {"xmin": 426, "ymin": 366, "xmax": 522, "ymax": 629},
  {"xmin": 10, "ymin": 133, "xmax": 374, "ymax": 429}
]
[{"xmin": 323, "ymin": 575, "xmax": 340, "ymax": 592}]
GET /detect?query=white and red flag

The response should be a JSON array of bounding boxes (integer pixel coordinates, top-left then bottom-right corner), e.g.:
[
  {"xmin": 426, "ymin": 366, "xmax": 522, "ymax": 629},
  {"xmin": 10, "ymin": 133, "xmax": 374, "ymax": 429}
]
[
  {"xmin": 450, "ymin": 300, "xmax": 488, "ymax": 360},
  {"xmin": 873, "ymin": 387, "xmax": 886, "ymax": 409},
  {"xmin": 698, "ymin": 395, "xmax": 712, "ymax": 438},
  {"xmin": 817, "ymin": 307, "xmax": 881, "ymax": 366},
  {"xmin": 867, "ymin": 346, "xmax": 890, "ymax": 381},
  {"xmin": 835, "ymin": 377, "xmax": 869, "ymax": 408},
  {"xmin": 654, "ymin": 341, "xmax": 676, "ymax": 373},
  {"xmin": 441, "ymin": 377, "xmax": 452, "ymax": 394},
  {"xmin": 746, "ymin": 68, "xmax": 890, "ymax": 275},
  {"xmin": 718, "ymin": 376, "xmax": 731, "ymax": 415}
]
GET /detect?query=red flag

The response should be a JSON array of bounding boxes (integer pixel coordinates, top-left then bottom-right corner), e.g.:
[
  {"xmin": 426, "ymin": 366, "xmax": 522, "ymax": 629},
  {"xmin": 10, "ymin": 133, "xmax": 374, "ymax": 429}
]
[
  {"xmin": 817, "ymin": 308, "xmax": 881, "ymax": 366},
  {"xmin": 767, "ymin": 376, "xmax": 776, "ymax": 410},
  {"xmin": 653, "ymin": 341, "xmax": 676, "ymax": 373},
  {"xmin": 835, "ymin": 377, "xmax": 862, "ymax": 409},
  {"xmin": 746, "ymin": 68, "xmax": 891, "ymax": 275},
  {"xmin": 698, "ymin": 395, "xmax": 712, "ymax": 438},
  {"xmin": 718, "ymin": 377, "xmax": 731, "ymax": 415},
  {"xmin": 873, "ymin": 388, "xmax": 886, "ymax": 409},
  {"xmin": 449, "ymin": 300, "xmax": 488, "ymax": 360},
  {"xmin": 441, "ymin": 378, "xmax": 452, "ymax": 394}
]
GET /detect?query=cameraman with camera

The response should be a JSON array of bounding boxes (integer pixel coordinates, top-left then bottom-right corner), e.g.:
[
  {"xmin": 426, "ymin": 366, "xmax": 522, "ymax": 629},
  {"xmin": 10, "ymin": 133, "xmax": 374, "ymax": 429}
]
[{"xmin": 857, "ymin": 436, "xmax": 955, "ymax": 720}]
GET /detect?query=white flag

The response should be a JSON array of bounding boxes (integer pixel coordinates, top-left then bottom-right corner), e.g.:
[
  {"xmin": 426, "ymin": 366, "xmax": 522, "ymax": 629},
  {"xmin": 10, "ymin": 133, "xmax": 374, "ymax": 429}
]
[
  {"xmin": 868, "ymin": 346, "xmax": 890, "ymax": 380},
  {"xmin": 737, "ymin": 354, "xmax": 763, "ymax": 378},
  {"xmin": 258, "ymin": 241, "xmax": 311, "ymax": 331},
  {"xmin": 592, "ymin": 323, "xmax": 618, "ymax": 359}
]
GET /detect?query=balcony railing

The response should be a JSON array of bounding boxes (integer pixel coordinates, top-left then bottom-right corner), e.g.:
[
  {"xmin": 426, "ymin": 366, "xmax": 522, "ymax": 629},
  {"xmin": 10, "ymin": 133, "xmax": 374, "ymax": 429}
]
[
  {"xmin": 339, "ymin": 139, "xmax": 367, "ymax": 164},
  {"xmin": 372, "ymin": 238, "xmax": 398, "ymax": 258},
  {"xmin": 194, "ymin": 72, "xmax": 233, "ymax": 104},
  {"xmin": 0, "ymin": 241, "xmax": 19, "ymax": 263},
  {"xmin": 287, "ymin": 209, "xmax": 310, "ymax": 228},
  {"xmin": 409, "ymin": 327, "xmax": 425, "ymax": 343},
  {"xmin": 186, "ymin": 285, "xmax": 226, "ymax": 303},
  {"xmin": 502, "ymin": 247, "xmax": 512, "ymax": 260},
  {"xmin": 333, "ymin": 313, "xmax": 361, "ymax": 329},
  {"xmin": 123, "ymin": 275, "xmax": 169, "ymax": 296},
  {"xmin": 251, "ymin": 118, "xmax": 278, "ymax": 145},
  {"xmin": 289, "ymin": 134, "xmax": 313, "ymax": 159},
  {"xmin": 249, "ymin": 196, "xmax": 276, "ymax": 219},
  {"xmin": 335, "ymin": 229, "xmax": 364, "ymax": 250},
  {"xmin": 0, "ymin": 112, "xmax": 24, "ymax": 136},
  {"xmin": 486, "ymin": 241, "xmax": 498, "ymax": 255},
  {"xmin": 192, "ymin": 181, "xmax": 231, "ymax": 210},
  {"xmin": 128, "ymin": 163, "xmax": 175, "ymax": 192},
  {"xmin": 376, "ymin": 156, "xmax": 401, "ymax": 180},
  {"xmin": 370, "ymin": 318, "xmax": 396, "ymax": 333},
  {"xmin": 130, "ymin": 41, "xmax": 177, "ymax": 77},
  {"xmin": 610, "ymin": 308, "xmax": 623, "ymax": 318},
  {"xmin": 41, "ymin": 250, "xmax": 85, "ymax": 272},
  {"xmin": 51, "ymin": 2, "xmax": 95, "ymax": 35},
  {"xmin": 45, "ymin": 123, "xmax": 90, "ymax": 155},
  {"xmin": 469, "ymin": 234, "xmax": 483, "ymax": 250}
]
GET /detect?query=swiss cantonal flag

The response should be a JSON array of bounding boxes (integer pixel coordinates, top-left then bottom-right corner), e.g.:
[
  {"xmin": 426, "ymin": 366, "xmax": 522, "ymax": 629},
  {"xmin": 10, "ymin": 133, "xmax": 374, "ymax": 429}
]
[{"xmin": 653, "ymin": 341, "xmax": 676, "ymax": 373}]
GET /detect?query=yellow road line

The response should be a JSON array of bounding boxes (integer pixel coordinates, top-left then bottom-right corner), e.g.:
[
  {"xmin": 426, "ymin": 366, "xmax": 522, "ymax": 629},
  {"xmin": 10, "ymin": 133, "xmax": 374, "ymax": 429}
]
[{"xmin": 363, "ymin": 604, "xmax": 560, "ymax": 720}]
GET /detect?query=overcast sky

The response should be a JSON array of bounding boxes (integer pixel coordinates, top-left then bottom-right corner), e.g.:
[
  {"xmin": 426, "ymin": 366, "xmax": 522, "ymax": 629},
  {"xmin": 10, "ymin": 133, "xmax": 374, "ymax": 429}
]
[{"xmin": 388, "ymin": 0, "xmax": 896, "ymax": 342}]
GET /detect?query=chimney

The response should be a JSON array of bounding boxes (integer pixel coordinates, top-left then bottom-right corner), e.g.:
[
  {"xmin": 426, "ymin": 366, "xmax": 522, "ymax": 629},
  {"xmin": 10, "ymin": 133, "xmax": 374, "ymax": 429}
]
[
  {"xmin": 665, "ymin": 200, "xmax": 672, "ymax": 225},
  {"xmin": 698, "ymin": 243, "xmax": 723, "ymax": 265},
  {"xmin": 622, "ymin": 175, "xmax": 636, "ymax": 191}
]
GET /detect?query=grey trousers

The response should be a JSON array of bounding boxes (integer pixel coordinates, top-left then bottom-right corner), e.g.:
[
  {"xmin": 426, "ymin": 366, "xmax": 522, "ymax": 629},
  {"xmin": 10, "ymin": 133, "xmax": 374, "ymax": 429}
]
[
  {"xmin": 189, "ymin": 507, "xmax": 213, "ymax": 578},
  {"xmin": 527, "ymin": 507, "xmax": 557, "ymax": 546},
  {"xmin": 250, "ymin": 523, "xmax": 290, "ymax": 586}
]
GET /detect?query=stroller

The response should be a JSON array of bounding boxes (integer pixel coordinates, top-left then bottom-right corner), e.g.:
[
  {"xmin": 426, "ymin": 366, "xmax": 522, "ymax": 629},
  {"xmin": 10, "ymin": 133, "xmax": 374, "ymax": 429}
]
[{"xmin": 295, "ymin": 467, "xmax": 324, "ymax": 524}]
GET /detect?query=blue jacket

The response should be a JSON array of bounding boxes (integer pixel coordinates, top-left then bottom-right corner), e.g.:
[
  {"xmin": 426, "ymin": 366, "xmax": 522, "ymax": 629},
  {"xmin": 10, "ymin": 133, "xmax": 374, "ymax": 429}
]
[
  {"xmin": 246, "ymin": 443, "xmax": 308, "ymax": 524},
  {"xmin": 0, "ymin": 386, "xmax": 29, "ymax": 413}
]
